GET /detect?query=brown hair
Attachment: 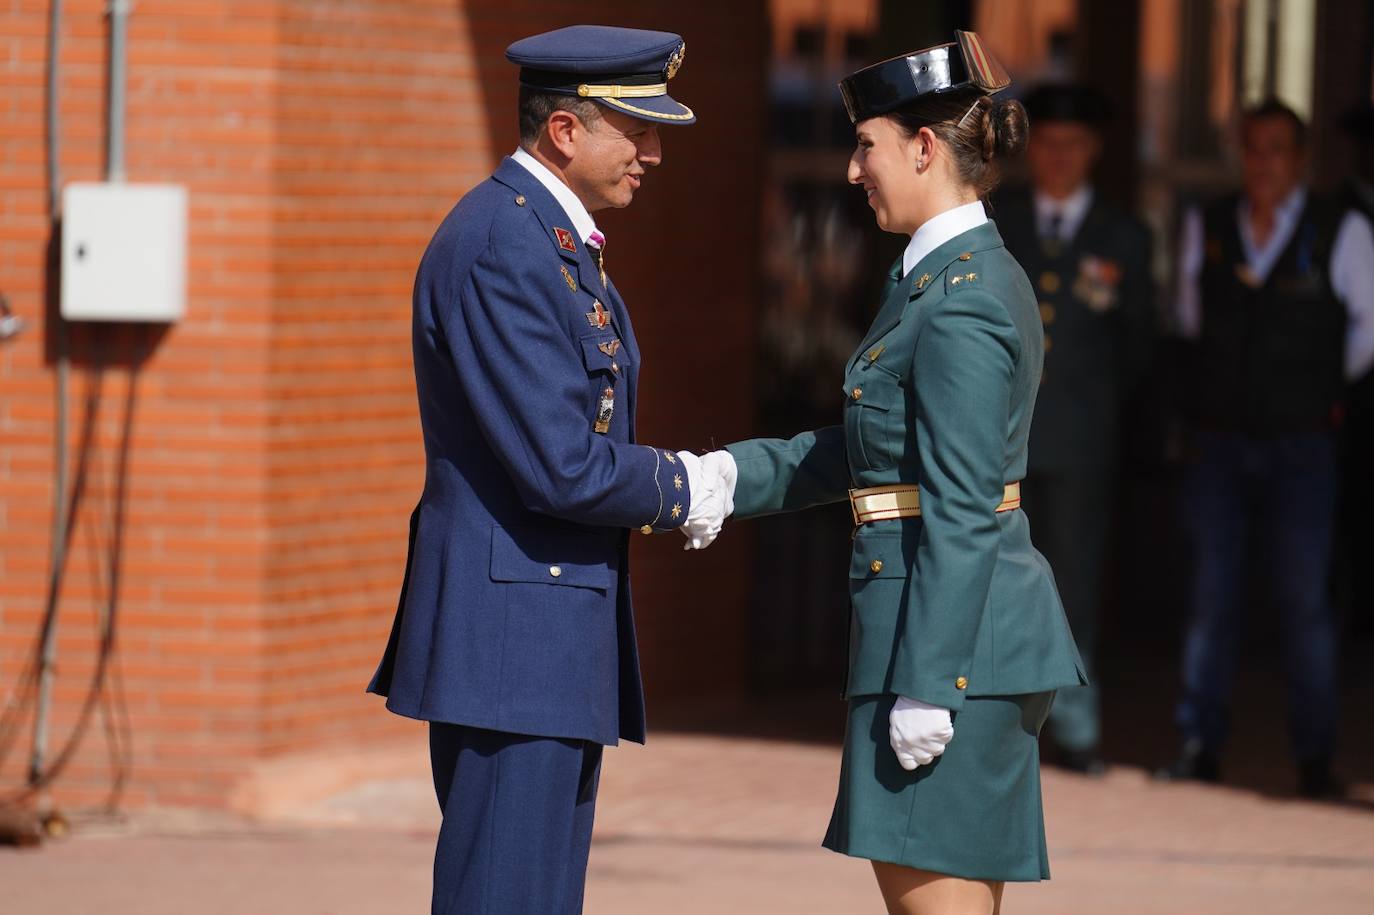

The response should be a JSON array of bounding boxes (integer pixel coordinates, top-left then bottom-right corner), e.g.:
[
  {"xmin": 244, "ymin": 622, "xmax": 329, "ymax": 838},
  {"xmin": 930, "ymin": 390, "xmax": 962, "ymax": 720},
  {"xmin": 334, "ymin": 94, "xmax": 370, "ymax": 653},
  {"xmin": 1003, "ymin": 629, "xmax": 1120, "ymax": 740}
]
[
  {"xmin": 887, "ymin": 88, "xmax": 1029, "ymax": 197},
  {"xmin": 517, "ymin": 86, "xmax": 603, "ymax": 145}
]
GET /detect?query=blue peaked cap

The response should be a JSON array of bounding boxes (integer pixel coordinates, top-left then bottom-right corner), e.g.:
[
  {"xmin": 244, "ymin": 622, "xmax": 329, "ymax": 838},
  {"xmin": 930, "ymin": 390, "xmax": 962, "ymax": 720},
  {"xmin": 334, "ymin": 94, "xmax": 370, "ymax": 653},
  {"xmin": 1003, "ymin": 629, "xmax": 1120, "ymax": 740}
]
[{"xmin": 506, "ymin": 25, "xmax": 695, "ymax": 125}]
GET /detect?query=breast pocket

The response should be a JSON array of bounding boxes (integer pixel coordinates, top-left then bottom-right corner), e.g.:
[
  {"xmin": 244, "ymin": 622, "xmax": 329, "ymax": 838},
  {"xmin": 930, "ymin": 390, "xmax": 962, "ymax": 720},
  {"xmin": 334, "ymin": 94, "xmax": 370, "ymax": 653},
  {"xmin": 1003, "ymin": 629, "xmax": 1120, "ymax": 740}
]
[
  {"xmin": 844, "ymin": 361, "xmax": 905, "ymax": 472},
  {"xmin": 579, "ymin": 333, "xmax": 629, "ymax": 434}
]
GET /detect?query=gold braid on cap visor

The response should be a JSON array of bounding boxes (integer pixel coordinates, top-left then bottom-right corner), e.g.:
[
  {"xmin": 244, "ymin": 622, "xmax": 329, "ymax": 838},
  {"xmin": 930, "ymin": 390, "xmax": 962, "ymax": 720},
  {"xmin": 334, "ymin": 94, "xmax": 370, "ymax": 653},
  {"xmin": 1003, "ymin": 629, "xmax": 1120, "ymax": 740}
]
[{"xmin": 577, "ymin": 82, "xmax": 668, "ymax": 98}]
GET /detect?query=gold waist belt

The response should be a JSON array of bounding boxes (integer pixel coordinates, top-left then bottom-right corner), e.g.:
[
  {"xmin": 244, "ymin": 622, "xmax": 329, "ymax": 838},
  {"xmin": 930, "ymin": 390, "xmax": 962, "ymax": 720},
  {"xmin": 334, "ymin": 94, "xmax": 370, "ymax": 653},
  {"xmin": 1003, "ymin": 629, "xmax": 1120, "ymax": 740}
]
[{"xmin": 849, "ymin": 482, "xmax": 1023, "ymax": 525}]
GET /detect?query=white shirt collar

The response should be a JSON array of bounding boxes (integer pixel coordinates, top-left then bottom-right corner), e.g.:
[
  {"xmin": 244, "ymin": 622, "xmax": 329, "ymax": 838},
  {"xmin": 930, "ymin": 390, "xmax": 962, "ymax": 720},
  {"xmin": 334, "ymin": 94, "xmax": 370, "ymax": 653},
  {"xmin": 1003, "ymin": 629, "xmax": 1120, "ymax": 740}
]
[
  {"xmin": 902, "ymin": 200, "xmax": 989, "ymax": 278},
  {"xmin": 1033, "ymin": 184, "xmax": 1094, "ymax": 242},
  {"xmin": 510, "ymin": 147, "xmax": 601, "ymax": 245},
  {"xmin": 1238, "ymin": 186, "xmax": 1307, "ymax": 282}
]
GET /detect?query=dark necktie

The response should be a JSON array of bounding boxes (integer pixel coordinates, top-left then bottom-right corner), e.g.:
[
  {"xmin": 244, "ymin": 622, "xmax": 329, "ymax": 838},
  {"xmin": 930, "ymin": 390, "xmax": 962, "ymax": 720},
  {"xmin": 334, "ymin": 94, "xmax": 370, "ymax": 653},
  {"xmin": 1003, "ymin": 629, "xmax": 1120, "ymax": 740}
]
[{"xmin": 1042, "ymin": 211, "xmax": 1063, "ymax": 257}]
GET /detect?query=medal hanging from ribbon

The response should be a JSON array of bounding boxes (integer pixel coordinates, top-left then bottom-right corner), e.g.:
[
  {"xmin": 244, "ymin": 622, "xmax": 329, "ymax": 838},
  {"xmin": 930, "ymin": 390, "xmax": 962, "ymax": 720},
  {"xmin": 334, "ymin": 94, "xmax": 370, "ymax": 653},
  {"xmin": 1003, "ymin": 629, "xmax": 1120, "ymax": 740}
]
[{"xmin": 594, "ymin": 386, "xmax": 615, "ymax": 434}]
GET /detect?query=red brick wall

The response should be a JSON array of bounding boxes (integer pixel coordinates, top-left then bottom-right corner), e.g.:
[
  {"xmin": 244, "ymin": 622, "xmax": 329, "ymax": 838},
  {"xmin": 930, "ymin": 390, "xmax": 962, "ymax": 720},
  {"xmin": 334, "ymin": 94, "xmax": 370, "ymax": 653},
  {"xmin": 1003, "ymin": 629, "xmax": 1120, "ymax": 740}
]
[{"xmin": 0, "ymin": 0, "xmax": 765, "ymax": 809}]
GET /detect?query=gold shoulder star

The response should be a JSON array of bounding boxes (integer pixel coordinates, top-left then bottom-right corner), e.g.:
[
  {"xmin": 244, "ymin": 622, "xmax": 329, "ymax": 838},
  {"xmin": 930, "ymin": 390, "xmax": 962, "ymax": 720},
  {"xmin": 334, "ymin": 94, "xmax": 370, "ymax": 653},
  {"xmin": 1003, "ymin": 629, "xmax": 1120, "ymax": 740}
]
[
  {"xmin": 674, "ymin": 474, "xmax": 683, "ymax": 490},
  {"xmin": 670, "ymin": 503, "xmax": 683, "ymax": 520},
  {"xmin": 664, "ymin": 451, "xmax": 677, "ymax": 464},
  {"xmin": 950, "ymin": 275, "xmax": 962, "ymax": 285}
]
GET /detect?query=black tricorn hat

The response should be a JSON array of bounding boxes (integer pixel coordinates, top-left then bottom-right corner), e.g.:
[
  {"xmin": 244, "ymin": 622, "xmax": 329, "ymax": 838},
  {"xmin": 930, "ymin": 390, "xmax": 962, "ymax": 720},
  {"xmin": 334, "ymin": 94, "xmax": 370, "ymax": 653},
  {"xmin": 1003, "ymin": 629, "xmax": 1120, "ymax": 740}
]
[{"xmin": 838, "ymin": 30, "xmax": 1011, "ymax": 125}]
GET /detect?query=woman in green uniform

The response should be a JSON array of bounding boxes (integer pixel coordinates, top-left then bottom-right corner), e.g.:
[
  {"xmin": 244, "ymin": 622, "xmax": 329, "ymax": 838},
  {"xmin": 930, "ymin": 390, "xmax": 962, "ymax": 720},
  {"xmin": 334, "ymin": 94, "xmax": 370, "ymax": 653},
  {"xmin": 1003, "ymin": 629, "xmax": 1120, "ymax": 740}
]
[{"xmin": 703, "ymin": 32, "xmax": 1086, "ymax": 914}]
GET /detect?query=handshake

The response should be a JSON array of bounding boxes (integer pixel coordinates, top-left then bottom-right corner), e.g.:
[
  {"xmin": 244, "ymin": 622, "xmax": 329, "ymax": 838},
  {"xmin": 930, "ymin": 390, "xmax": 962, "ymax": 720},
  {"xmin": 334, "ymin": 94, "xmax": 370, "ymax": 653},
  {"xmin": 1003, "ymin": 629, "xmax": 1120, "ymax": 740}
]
[{"xmin": 673, "ymin": 450, "xmax": 738, "ymax": 551}]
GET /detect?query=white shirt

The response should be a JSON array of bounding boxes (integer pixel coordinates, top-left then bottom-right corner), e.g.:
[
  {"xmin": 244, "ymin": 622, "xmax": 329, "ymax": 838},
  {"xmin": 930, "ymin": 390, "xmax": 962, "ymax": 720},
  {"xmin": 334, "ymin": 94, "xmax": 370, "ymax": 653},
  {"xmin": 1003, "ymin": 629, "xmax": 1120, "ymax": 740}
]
[
  {"xmin": 1174, "ymin": 187, "xmax": 1374, "ymax": 381},
  {"xmin": 1034, "ymin": 184, "xmax": 1094, "ymax": 243},
  {"xmin": 510, "ymin": 147, "xmax": 602, "ymax": 245},
  {"xmin": 902, "ymin": 200, "xmax": 989, "ymax": 278}
]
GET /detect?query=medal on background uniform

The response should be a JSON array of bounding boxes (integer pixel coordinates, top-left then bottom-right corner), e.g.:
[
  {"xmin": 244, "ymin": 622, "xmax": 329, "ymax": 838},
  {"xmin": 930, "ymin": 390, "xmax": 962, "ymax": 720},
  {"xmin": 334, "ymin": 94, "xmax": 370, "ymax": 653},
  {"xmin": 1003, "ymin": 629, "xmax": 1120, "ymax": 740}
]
[
  {"xmin": 594, "ymin": 386, "xmax": 615, "ymax": 434},
  {"xmin": 1073, "ymin": 255, "xmax": 1122, "ymax": 312}
]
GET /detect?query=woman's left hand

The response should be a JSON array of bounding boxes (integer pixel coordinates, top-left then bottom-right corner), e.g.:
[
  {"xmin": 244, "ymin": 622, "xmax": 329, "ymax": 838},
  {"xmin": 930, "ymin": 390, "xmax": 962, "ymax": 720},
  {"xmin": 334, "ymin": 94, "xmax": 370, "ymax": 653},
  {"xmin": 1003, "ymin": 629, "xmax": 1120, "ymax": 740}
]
[{"xmin": 888, "ymin": 696, "xmax": 954, "ymax": 770}]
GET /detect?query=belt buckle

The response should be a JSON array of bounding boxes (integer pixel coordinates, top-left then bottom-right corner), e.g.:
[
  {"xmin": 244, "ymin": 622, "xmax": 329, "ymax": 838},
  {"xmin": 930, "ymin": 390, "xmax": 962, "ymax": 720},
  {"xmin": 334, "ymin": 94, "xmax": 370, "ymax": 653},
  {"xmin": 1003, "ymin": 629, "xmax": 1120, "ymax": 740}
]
[{"xmin": 848, "ymin": 488, "xmax": 862, "ymax": 527}]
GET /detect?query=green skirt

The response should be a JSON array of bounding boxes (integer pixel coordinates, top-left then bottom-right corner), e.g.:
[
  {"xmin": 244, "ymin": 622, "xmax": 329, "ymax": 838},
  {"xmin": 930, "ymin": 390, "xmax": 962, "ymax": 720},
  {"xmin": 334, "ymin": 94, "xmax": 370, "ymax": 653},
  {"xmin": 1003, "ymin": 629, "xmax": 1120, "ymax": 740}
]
[{"xmin": 823, "ymin": 691, "xmax": 1056, "ymax": 882}]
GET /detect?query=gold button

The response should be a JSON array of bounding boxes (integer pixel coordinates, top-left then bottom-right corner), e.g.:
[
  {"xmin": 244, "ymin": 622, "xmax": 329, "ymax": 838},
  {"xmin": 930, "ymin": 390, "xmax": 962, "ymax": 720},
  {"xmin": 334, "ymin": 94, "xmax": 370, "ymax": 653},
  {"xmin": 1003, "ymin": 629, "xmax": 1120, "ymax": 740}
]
[
  {"xmin": 514, "ymin": 195, "xmax": 526, "ymax": 207},
  {"xmin": 955, "ymin": 676, "xmax": 968, "ymax": 690},
  {"xmin": 851, "ymin": 387, "xmax": 863, "ymax": 401},
  {"xmin": 959, "ymin": 252, "xmax": 972, "ymax": 261},
  {"xmin": 1039, "ymin": 302, "xmax": 1056, "ymax": 324},
  {"xmin": 1040, "ymin": 271, "xmax": 1061, "ymax": 294},
  {"xmin": 870, "ymin": 560, "xmax": 884, "ymax": 574},
  {"xmin": 640, "ymin": 525, "xmax": 653, "ymax": 535},
  {"xmin": 611, "ymin": 362, "xmax": 620, "ymax": 374},
  {"xmin": 549, "ymin": 565, "xmax": 562, "ymax": 578}
]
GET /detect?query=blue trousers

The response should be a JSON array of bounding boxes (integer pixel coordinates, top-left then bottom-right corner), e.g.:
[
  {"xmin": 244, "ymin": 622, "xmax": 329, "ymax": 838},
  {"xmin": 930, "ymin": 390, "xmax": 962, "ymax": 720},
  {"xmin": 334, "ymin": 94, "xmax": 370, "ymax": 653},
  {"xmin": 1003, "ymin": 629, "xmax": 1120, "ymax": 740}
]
[
  {"xmin": 1177, "ymin": 430, "xmax": 1339, "ymax": 759},
  {"xmin": 429, "ymin": 723, "xmax": 603, "ymax": 915}
]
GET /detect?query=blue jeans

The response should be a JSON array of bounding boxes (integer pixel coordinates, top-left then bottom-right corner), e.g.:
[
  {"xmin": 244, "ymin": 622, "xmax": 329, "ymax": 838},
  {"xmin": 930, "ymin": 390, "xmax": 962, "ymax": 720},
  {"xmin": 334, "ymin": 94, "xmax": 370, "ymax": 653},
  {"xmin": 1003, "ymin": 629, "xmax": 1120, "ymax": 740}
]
[{"xmin": 1177, "ymin": 430, "xmax": 1339, "ymax": 760}]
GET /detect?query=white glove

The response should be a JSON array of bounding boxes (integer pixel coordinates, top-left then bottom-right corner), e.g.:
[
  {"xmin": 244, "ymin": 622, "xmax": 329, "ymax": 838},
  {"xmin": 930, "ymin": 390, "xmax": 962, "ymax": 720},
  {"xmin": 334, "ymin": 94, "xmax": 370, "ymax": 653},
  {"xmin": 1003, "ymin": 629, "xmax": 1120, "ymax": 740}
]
[
  {"xmin": 677, "ymin": 449, "xmax": 737, "ymax": 551},
  {"xmin": 888, "ymin": 696, "xmax": 954, "ymax": 771}
]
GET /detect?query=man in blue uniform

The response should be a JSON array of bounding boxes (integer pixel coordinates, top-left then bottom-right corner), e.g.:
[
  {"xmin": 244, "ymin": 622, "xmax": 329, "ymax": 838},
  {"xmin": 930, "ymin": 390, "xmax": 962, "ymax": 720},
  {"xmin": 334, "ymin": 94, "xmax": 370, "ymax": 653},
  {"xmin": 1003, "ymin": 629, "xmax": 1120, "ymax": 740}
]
[
  {"xmin": 367, "ymin": 26, "xmax": 717, "ymax": 914},
  {"xmin": 995, "ymin": 84, "xmax": 1154, "ymax": 776},
  {"xmin": 1159, "ymin": 100, "xmax": 1374, "ymax": 798}
]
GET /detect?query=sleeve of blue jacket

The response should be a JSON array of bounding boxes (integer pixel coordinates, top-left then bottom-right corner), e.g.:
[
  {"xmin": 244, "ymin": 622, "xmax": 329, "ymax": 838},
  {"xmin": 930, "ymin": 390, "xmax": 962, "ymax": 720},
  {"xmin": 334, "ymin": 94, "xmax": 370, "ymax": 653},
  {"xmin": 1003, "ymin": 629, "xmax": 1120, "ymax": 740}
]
[
  {"xmin": 894, "ymin": 288, "xmax": 1018, "ymax": 710},
  {"xmin": 433, "ymin": 224, "xmax": 688, "ymax": 532}
]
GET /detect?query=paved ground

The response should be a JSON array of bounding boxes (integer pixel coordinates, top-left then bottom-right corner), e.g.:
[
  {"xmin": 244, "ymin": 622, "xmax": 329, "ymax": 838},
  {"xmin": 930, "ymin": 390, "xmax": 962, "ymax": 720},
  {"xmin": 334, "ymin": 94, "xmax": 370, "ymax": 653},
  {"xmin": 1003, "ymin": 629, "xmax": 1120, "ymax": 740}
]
[{"xmin": 3, "ymin": 721, "xmax": 1373, "ymax": 915}]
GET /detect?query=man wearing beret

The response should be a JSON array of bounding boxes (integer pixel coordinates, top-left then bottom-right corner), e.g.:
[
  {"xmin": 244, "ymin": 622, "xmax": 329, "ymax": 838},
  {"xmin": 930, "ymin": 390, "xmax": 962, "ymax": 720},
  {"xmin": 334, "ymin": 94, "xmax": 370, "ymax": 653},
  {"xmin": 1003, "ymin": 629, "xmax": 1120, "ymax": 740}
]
[
  {"xmin": 367, "ymin": 25, "xmax": 726, "ymax": 914},
  {"xmin": 994, "ymin": 83, "xmax": 1155, "ymax": 777}
]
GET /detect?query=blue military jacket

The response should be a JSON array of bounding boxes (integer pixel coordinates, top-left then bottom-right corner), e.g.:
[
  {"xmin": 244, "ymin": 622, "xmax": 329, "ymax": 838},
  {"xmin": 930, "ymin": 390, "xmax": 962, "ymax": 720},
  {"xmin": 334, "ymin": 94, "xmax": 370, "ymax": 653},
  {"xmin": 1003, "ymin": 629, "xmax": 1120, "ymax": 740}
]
[{"xmin": 368, "ymin": 157, "xmax": 690, "ymax": 746}]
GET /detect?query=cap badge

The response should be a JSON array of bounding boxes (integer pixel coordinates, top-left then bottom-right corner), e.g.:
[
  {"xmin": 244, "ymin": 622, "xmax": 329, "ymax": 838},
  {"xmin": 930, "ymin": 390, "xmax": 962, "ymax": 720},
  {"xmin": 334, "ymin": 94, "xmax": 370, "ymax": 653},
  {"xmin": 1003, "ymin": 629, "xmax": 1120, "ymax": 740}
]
[
  {"xmin": 554, "ymin": 226, "xmax": 577, "ymax": 253},
  {"xmin": 665, "ymin": 42, "xmax": 686, "ymax": 81}
]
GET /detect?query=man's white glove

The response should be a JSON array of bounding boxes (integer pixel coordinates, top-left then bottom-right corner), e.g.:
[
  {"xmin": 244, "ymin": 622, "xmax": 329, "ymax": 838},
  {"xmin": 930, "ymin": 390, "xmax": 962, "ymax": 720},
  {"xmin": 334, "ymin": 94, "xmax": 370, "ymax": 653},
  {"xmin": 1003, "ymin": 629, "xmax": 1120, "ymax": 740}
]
[
  {"xmin": 677, "ymin": 449, "xmax": 737, "ymax": 551},
  {"xmin": 888, "ymin": 696, "xmax": 954, "ymax": 771}
]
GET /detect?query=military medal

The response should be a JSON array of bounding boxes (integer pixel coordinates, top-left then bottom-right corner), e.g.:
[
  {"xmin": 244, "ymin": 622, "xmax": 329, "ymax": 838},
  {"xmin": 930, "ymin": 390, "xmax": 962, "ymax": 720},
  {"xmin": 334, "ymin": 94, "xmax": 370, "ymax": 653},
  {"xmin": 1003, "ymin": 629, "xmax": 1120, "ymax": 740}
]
[
  {"xmin": 554, "ymin": 226, "xmax": 577, "ymax": 253},
  {"xmin": 594, "ymin": 386, "xmax": 615, "ymax": 434},
  {"xmin": 1073, "ymin": 255, "xmax": 1121, "ymax": 312},
  {"xmin": 560, "ymin": 265, "xmax": 577, "ymax": 291},
  {"xmin": 598, "ymin": 339, "xmax": 621, "ymax": 358}
]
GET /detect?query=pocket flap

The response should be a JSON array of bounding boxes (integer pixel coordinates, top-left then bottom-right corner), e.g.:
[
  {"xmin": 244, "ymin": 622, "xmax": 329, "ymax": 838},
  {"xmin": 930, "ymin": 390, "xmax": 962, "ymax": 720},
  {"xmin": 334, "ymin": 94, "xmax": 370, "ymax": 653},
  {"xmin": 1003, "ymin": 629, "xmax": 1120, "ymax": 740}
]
[
  {"xmin": 490, "ymin": 525, "xmax": 614, "ymax": 591},
  {"xmin": 843, "ymin": 367, "xmax": 901, "ymax": 412},
  {"xmin": 849, "ymin": 532, "xmax": 908, "ymax": 579},
  {"xmin": 580, "ymin": 334, "xmax": 629, "ymax": 375}
]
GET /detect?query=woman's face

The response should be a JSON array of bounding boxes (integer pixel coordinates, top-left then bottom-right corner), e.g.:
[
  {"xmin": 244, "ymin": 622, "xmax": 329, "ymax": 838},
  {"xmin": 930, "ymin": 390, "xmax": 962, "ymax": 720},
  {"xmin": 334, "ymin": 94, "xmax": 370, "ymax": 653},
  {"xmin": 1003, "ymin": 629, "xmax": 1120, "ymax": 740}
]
[{"xmin": 847, "ymin": 116, "xmax": 923, "ymax": 234}]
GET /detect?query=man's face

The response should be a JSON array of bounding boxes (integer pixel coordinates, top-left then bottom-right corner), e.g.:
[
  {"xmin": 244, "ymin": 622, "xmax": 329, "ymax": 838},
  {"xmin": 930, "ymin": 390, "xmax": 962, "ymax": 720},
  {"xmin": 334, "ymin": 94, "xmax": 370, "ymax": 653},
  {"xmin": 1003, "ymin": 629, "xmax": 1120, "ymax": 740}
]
[
  {"xmin": 1026, "ymin": 121, "xmax": 1100, "ymax": 198},
  {"xmin": 563, "ymin": 108, "xmax": 663, "ymax": 212},
  {"xmin": 1241, "ymin": 115, "xmax": 1305, "ymax": 209}
]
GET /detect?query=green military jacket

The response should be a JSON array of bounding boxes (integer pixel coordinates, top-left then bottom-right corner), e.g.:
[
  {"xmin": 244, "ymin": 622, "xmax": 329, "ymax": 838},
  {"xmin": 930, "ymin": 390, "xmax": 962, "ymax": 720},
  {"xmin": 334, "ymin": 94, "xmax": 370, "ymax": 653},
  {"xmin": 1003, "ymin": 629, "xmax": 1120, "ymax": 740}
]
[{"xmin": 726, "ymin": 222, "xmax": 1086, "ymax": 710}]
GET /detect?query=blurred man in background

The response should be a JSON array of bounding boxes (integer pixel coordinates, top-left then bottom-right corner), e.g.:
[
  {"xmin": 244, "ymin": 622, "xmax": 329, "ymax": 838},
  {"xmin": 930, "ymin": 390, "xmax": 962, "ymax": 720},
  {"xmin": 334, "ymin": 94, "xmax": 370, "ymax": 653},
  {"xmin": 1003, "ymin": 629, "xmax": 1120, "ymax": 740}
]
[
  {"xmin": 1161, "ymin": 100, "xmax": 1374, "ymax": 798},
  {"xmin": 996, "ymin": 84, "xmax": 1155, "ymax": 776}
]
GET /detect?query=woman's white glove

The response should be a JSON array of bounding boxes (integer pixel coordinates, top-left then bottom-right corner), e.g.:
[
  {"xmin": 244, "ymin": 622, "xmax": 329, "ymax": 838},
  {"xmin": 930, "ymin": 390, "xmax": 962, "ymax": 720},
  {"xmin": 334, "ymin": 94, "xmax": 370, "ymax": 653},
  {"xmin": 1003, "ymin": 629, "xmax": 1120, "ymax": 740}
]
[
  {"xmin": 888, "ymin": 696, "xmax": 954, "ymax": 771},
  {"xmin": 678, "ymin": 450, "xmax": 737, "ymax": 550}
]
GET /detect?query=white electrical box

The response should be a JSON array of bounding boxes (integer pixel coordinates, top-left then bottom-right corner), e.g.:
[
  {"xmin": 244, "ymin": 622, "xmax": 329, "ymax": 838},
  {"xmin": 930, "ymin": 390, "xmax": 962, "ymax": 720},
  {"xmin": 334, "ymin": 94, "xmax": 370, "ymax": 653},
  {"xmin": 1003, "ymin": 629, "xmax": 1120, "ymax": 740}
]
[{"xmin": 61, "ymin": 182, "xmax": 188, "ymax": 322}]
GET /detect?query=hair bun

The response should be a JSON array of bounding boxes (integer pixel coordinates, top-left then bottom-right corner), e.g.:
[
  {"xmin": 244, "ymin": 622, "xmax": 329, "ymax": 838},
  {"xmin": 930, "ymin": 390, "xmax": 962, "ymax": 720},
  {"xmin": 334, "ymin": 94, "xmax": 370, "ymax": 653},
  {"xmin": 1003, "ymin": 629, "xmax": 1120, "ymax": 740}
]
[{"xmin": 989, "ymin": 98, "xmax": 1029, "ymax": 159}]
